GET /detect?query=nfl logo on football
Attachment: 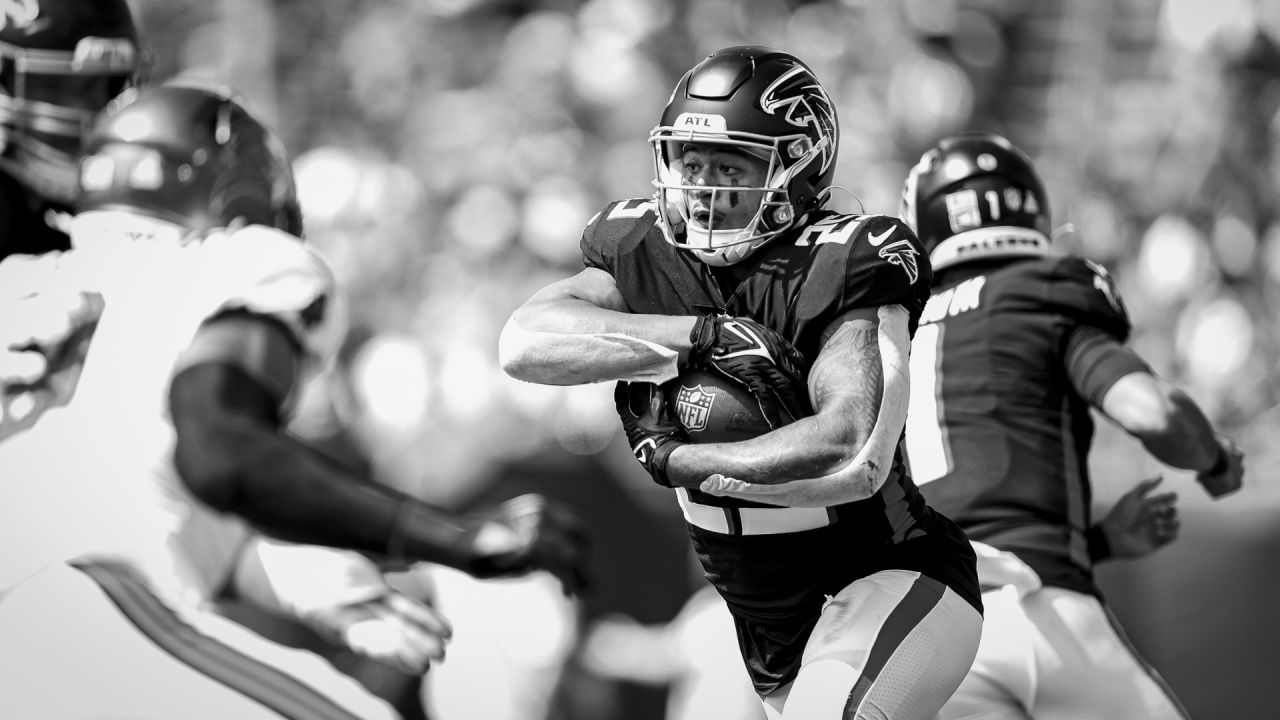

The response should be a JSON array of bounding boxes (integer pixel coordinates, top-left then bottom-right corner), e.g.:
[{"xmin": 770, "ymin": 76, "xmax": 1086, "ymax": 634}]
[{"xmin": 676, "ymin": 384, "xmax": 714, "ymax": 432}]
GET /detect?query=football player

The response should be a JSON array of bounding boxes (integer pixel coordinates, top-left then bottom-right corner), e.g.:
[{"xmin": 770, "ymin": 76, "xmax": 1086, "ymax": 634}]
[
  {"xmin": 0, "ymin": 82, "xmax": 587, "ymax": 720},
  {"xmin": 898, "ymin": 132, "xmax": 1245, "ymax": 719},
  {"xmin": 501, "ymin": 46, "xmax": 982, "ymax": 720},
  {"xmin": 0, "ymin": 0, "xmax": 144, "ymax": 261}
]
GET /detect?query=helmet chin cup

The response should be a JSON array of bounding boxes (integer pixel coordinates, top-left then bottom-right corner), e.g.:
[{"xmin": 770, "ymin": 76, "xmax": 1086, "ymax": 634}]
[
  {"xmin": 664, "ymin": 198, "xmax": 685, "ymax": 232},
  {"xmin": 685, "ymin": 226, "xmax": 754, "ymax": 266}
]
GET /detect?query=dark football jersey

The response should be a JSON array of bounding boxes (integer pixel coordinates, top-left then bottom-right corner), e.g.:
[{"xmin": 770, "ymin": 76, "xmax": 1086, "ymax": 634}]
[
  {"xmin": 0, "ymin": 171, "xmax": 72, "ymax": 261},
  {"xmin": 581, "ymin": 198, "xmax": 980, "ymax": 694},
  {"xmin": 907, "ymin": 255, "xmax": 1134, "ymax": 597}
]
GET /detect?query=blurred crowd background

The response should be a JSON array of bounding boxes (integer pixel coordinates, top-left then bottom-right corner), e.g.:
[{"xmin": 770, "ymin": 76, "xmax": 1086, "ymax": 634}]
[{"xmin": 128, "ymin": 0, "xmax": 1277, "ymax": 718}]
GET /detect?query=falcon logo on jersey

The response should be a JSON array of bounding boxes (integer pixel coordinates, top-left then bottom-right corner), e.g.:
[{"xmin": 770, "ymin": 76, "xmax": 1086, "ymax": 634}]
[
  {"xmin": 674, "ymin": 384, "xmax": 714, "ymax": 432},
  {"xmin": 879, "ymin": 239, "xmax": 920, "ymax": 285},
  {"xmin": 759, "ymin": 66, "xmax": 836, "ymax": 174}
]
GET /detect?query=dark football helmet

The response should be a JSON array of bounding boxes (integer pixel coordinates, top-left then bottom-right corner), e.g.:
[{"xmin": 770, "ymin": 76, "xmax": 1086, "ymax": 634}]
[
  {"xmin": 77, "ymin": 82, "xmax": 302, "ymax": 237},
  {"xmin": 899, "ymin": 132, "xmax": 1052, "ymax": 272},
  {"xmin": 650, "ymin": 46, "xmax": 838, "ymax": 266},
  {"xmin": 0, "ymin": 0, "xmax": 144, "ymax": 204}
]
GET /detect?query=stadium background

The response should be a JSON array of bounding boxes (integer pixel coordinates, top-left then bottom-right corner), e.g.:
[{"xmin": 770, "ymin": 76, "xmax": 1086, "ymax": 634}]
[{"xmin": 128, "ymin": 0, "xmax": 1278, "ymax": 717}]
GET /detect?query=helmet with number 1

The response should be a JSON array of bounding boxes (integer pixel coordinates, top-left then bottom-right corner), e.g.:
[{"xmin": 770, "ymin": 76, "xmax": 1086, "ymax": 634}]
[
  {"xmin": 77, "ymin": 82, "xmax": 302, "ymax": 237},
  {"xmin": 650, "ymin": 46, "xmax": 838, "ymax": 266},
  {"xmin": 899, "ymin": 132, "xmax": 1051, "ymax": 272},
  {"xmin": 0, "ymin": 0, "xmax": 144, "ymax": 204}
]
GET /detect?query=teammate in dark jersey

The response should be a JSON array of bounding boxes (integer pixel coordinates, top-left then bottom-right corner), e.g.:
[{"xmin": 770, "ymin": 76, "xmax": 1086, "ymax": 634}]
[
  {"xmin": 899, "ymin": 132, "xmax": 1245, "ymax": 720},
  {"xmin": 502, "ymin": 45, "xmax": 982, "ymax": 720},
  {"xmin": 0, "ymin": 0, "xmax": 144, "ymax": 261}
]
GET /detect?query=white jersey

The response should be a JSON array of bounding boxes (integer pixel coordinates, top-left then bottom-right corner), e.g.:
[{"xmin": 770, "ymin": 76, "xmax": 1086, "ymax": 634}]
[{"xmin": 0, "ymin": 211, "xmax": 345, "ymax": 606}]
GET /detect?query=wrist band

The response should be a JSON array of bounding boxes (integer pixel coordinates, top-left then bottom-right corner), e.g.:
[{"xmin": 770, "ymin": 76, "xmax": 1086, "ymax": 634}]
[
  {"xmin": 1205, "ymin": 443, "xmax": 1229, "ymax": 476},
  {"xmin": 689, "ymin": 314, "xmax": 714, "ymax": 356},
  {"xmin": 650, "ymin": 440, "xmax": 681, "ymax": 488},
  {"xmin": 1085, "ymin": 524, "xmax": 1112, "ymax": 563},
  {"xmin": 385, "ymin": 498, "xmax": 416, "ymax": 562}
]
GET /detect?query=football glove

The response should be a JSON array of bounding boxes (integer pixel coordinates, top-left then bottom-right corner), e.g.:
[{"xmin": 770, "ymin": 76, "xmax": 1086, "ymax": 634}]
[
  {"xmin": 462, "ymin": 494, "xmax": 589, "ymax": 596},
  {"xmin": 310, "ymin": 590, "xmax": 451, "ymax": 675},
  {"xmin": 1196, "ymin": 434, "xmax": 1244, "ymax": 499},
  {"xmin": 687, "ymin": 314, "xmax": 812, "ymax": 428},
  {"xmin": 614, "ymin": 380, "xmax": 687, "ymax": 488}
]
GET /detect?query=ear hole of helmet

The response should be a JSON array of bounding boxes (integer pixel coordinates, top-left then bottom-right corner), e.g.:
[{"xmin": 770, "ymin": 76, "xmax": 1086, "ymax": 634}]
[{"xmin": 787, "ymin": 138, "xmax": 810, "ymax": 160}]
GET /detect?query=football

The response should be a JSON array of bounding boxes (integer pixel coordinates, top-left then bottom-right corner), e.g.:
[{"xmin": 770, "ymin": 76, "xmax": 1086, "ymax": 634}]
[{"xmin": 664, "ymin": 368, "xmax": 771, "ymax": 443}]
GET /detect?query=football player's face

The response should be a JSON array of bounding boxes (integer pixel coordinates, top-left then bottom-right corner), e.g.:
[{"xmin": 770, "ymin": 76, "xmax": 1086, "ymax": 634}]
[{"xmin": 675, "ymin": 144, "xmax": 769, "ymax": 230}]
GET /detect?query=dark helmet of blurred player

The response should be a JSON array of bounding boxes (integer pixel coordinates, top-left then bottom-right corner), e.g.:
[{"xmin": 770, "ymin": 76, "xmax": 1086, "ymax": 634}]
[
  {"xmin": 650, "ymin": 45, "xmax": 839, "ymax": 266},
  {"xmin": 0, "ymin": 0, "xmax": 144, "ymax": 205},
  {"xmin": 77, "ymin": 82, "xmax": 303, "ymax": 237},
  {"xmin": 899, "ymin": 131, "xmax": 1052, "ymax": 272}
]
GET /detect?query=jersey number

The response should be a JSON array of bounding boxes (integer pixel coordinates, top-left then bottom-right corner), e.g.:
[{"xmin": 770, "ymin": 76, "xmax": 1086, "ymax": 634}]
[
  {"xmin": 905, "ymin": 323, "xmax": 952, "ymax": 485},
  {"xmin": 794, "ymin": 215, "xmax": 868, "ymax": 247}
]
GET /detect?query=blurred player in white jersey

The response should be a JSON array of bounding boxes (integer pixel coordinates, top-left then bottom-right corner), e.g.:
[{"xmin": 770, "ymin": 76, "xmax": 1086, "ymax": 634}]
[
  {"xmin": 0, "ymin": 82, "xmax": 587, "ymax": 720},
  {"xmin": 0, "ymin": 5, "xmax": 455, "ymax": 710}
]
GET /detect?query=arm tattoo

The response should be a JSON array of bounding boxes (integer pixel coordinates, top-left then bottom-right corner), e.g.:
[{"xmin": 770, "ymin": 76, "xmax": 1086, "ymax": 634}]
[{"xmin": 811, "ymin": 321, "xmax": 883, "ymax": 445}]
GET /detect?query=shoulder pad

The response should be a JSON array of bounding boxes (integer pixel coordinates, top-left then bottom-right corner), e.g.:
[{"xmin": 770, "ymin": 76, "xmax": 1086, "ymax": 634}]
[
  {"xmin": 993, "ymin": 256, "xmax": 1131, "ymax": 340},
  {"xmin": 581, "ymin": 198, "xmax": 659, "ymax": 269},
  {"xmin": 0, "ymin": 252, "xmax": 65, "ymax": 301},
  {"xmin": 799, "ymin": 213, "xmax": 933, "ymax": 315},
  {"xmin": 204, "ymin": 226, "xmax": 346, "ymax": 369}
]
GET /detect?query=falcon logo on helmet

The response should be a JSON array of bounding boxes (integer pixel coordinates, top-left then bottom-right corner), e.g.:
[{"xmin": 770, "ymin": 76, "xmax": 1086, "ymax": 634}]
[{"xmin": 760, "ymin": 66, "xmax": 836, "ymax": 177}]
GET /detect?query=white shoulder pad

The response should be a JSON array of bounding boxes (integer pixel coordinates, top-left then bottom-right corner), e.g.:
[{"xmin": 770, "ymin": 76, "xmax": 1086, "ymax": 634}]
[
  {"xmin": 204, "ymin": 225, "xmax": 347, "ymax": 371},
  {"xmin": 0, "ymin": 252, "xmax": 68, "ymax": 302}
]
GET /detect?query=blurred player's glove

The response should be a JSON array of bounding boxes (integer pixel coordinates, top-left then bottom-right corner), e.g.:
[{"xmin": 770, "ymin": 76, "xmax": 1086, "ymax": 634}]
[
  {"xmin": 1196, "ymin": 434, "xmax": 1244, "ymax": 499},
  {"xmin": 310, "ymin": 590, "xmax": 451, "ymax": 675},
  {"xmin": 614, "ymin": 380, "xmax": 687, "ymax": 488},
  {"xmin": 462, "ymin": 494, "xmax": 589, "ymax": 596},
  {"xmin": 1, "ymin": 290, "xmax": 102, "ymax": 441},
  {"xmin": 688, "ymin": 314, "xmax": 812, "ymax": 428}
]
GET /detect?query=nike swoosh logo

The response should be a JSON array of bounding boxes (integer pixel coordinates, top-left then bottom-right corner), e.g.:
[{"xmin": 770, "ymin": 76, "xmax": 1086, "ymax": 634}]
[{"xmin": 868, "ymin": 226, "xmax": 895, "ymax": 246}]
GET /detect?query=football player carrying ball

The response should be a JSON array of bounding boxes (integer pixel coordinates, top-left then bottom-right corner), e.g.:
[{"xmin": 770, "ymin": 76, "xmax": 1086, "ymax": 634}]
[{"xmin": 502, "ymin": 45, "xmax": 982, "ymax": 720}]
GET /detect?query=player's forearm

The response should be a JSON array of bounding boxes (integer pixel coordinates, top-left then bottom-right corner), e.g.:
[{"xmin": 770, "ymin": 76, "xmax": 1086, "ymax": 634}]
[
  {"xmin": 168, "ymin": 365, "xmax": 482, "ymax": 571},
  {"xmin": 500, "ymin": 300, "xmax": 696, "ymax": 385},
  {"xmin": 665, "ymin": 415, "xmax": 855, "ymax": 488},
  {"xmin": 175, "ymin": 422, "xmax": 481, "ymax": 569},
  {"xmin": 696, "ymin": 425, "xmax": 899, "ymax": 507}
]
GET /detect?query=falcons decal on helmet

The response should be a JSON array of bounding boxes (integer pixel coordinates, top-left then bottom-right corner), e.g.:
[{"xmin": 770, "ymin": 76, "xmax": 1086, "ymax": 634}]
[
  {"xmin": 759, "ymin": 65, "xmax": 836, "ymax": 175},
  {"xmin": 879, "ymin": 238, "xmax": 921, "ymax": 285},
  {"xmin": 899, "ymin": 147, "xmax": 939, "ymax": 234}
]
